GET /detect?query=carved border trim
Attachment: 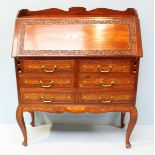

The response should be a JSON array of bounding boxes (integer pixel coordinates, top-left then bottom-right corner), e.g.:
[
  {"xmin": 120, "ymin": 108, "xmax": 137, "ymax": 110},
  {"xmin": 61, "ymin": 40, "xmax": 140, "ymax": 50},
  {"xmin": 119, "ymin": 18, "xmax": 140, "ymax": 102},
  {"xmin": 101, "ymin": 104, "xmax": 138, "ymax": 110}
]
[{"xmin": 17, "ymin": 18, "xmax": 137, "ymax": 57}]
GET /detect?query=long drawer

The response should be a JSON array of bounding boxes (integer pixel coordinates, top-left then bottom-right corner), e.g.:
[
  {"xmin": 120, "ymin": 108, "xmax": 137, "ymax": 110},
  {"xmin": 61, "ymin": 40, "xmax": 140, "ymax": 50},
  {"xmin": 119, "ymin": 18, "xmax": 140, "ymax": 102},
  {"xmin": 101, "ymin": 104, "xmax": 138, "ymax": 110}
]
[
  {"xmin": 79, "ymin": 91, "xmax": 134, "ymax": 104},
  {"xmin": 20, "ymin": 90, "xmax": 134, "ymax": 105},
  {"xmin": 19, "ymin": 75, "xmax": 74, "ymax": 88},
  {"xmin": 79, "ymin": 58, "xmax": 133, "ymax": 73},
  {"xmin": 79, "ymin": 74, "xmax": 135, "ymax": 90},
  {"xmin": 20, "ymin": 92, "xmax": 75, "ymax": 104},
  {"xmin": 20, "ymin": 59, "xmax": 75, "ymax": 74}
]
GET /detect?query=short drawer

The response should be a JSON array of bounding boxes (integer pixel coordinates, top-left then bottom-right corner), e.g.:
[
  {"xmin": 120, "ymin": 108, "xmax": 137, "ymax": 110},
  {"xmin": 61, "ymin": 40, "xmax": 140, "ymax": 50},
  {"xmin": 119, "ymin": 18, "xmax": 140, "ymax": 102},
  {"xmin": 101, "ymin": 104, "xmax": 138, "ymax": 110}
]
[
  {"xmin": 79, "ymin": 59, "xmax": 132, "ymax": 73},
  {"xmin": 19, "ymin": 75, "xmax": 74, "ymax": 88},
  {"xmin": 21, "ymin": 92, "xmax": 74, "ymax": 104},
  {"xmin": 79, "ymin": 74, "xmax": 135, "ymax": 90},
  {"xmin": 21, "ymin": 59, "xmax": 75, "ymax": 73},
  {"xmin": 79, "ymin": 91, "xmax": 134, "ymax": 104}
]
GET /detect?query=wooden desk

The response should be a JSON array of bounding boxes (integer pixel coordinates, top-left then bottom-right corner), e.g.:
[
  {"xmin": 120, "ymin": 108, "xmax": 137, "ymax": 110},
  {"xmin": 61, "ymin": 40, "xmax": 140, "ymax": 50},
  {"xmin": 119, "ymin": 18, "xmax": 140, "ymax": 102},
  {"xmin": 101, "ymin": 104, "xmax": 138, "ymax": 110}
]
[{"xmin": 12, "ymin": 7, "xmax": 142, "ymax": 148}]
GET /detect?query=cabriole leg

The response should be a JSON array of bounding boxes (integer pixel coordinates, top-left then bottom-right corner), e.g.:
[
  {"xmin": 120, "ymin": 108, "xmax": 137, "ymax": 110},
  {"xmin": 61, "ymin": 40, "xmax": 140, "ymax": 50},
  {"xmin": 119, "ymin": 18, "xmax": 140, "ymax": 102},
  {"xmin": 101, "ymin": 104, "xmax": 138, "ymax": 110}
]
[
  {"xmin": 126, "ymin": 107, "xmax": 138, "ymax": 148},
  {"xmin": 121, "ymin": 112, "xmax": 126, "ymax": 128},
  {"xmin": 16, "ymin": 106, "xmax": 27, "ymax": 146},
  {"xmin": 30, "ymin": 112, "xmax": 35, "ymax": 127}
]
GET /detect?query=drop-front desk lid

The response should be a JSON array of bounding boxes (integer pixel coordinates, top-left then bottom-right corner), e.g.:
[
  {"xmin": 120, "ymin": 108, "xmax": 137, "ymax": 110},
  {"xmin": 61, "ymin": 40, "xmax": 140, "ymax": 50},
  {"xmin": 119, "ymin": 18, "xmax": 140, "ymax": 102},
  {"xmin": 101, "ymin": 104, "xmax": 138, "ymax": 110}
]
[{"xmin": 12, "ymin": 7, "xmax": 143, "ymax": 57}]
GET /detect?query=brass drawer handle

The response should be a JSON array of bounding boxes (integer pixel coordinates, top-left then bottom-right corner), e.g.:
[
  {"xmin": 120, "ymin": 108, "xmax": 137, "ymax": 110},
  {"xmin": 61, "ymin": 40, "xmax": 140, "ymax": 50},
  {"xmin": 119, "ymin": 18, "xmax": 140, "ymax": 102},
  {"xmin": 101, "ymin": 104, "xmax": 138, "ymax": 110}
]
[
  {"xmin": 40, "ymin": 96, "xmax": 54, "ymax": 103},
  {"xmin": 98, "ymin": 65, "xmax": 112, "ymax": 73},
  {"xmin": 100, "ymin": 80, "xmax": 114, "ymax": 87},
  {"xmin": 99, "ymin": 96, "xmax": 113, "ymax": 103},
  {"xmin": 42, "ymin": 65, "xmax": 56, "ymax": 73},
  {"xmin": 40, "ymin": 80, "xmax": 54, "ymax": 88}
]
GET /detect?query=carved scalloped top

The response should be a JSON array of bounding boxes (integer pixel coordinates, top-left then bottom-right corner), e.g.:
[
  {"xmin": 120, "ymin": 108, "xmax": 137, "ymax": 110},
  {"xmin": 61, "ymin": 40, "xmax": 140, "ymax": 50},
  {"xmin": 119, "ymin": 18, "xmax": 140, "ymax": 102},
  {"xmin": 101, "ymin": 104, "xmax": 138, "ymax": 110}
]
[
  {"xmin": 18, "ymin": 7, "xmax": 138, "ymax": 17},
  {"xmin": 12, "ymin": 7, "xmax": 142, "ymax": 57}
]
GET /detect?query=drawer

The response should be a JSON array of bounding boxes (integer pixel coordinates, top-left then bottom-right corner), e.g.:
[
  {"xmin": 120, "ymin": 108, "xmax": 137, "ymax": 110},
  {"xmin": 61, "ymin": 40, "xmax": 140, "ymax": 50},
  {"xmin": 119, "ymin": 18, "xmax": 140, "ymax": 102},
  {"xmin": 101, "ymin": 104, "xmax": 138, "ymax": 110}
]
[
  {"xmin": 79, "ymin": 59, "xmax": 132, "ymax": 73},
  {"xmin": 21, "ymin": 92, "xmax": 74, "ymax": 104},
  {"xmin": 21, "ymin": 59, "xmax": 75, "ymax": 73},
  {"xmin": 79, "ymin": 92, "xmax": 134, "ymax": 104},
  {"xmin": 79, "ymin": 74, "xmax": 135, "ymax": 90},
  {"xmin": 19, "ymin": 75, "xmax": 74, "ymax": 88}
]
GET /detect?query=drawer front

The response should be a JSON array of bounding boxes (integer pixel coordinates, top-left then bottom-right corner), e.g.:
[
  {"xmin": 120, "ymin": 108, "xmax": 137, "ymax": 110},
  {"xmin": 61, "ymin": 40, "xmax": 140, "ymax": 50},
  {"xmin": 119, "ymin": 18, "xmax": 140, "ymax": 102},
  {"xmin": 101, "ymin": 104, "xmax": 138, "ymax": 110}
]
[
  {"xmin": 79, "ymin": 92, "xmax": 134, "ymax": 104},
  {"xmin": 79, "ymin": 74, "xmax": 135, "ymax": 90},
  {"xmin": 19, "ymin": 75, "xmax": 74, "ymax": 88},
  {"xmin": 79, "ymin": 59, "xmax": 132, "ymax": 73},
  {"xmin": 22, "ymin": 60, "xmax": 75, "ymax": 73},
  {"xmin": 21, "ymin": 92, "xmax": 74, "ymax": 104}
]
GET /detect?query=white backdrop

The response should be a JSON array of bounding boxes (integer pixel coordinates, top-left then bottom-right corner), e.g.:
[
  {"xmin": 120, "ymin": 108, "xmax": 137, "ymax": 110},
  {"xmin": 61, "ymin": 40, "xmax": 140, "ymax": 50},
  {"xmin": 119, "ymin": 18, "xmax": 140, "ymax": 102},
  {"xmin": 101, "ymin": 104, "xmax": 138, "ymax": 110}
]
[{"xmin": 0, "ymin": 0, "xmax": 153, "ymax": 125}]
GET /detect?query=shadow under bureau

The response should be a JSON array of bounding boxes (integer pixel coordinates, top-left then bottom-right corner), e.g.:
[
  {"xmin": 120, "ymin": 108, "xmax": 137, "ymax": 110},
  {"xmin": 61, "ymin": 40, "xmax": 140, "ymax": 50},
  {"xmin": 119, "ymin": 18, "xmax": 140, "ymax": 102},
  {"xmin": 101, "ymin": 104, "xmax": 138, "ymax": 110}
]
[{"xmin": 12, "ymin": 7, "xmax": 143, "ymax": 148}]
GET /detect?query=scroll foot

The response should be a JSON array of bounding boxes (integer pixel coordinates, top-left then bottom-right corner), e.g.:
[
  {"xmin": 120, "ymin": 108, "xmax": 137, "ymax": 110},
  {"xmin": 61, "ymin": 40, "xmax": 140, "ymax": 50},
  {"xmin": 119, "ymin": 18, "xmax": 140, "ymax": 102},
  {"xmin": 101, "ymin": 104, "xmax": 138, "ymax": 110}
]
[
  {"xmin": 126, "ymin": 143, "xmax": 131, "ymax": 148},
  {"xmin": 22, "ymin": 140, "xmax": 27, "ymax": 146}
]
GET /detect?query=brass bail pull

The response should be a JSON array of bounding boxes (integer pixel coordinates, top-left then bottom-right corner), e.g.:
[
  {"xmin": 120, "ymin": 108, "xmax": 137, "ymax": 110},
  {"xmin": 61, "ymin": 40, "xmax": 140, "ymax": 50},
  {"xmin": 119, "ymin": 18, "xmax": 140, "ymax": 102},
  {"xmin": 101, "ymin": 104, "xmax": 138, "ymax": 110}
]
[
  {"xmin": 42, "ymin": 65, "xmax": 57, "ymax": 73},
  {"xmin": 99, "ymin": 96, "xmax": 113, "ymax": 103},
  {"xmin": 40, "ymin": 96, "xmax": 54, "ymax": 103},
  {"xmin": 100, "ymin": 80, "xmax": 114, "ymax": 87},
  {"xmin": 40, "ymin": 80, "xmax": 54, "ymax": 88},
  {"xmin": 98, "ymin": 65, "xmax": 112, "ymax": 73}
]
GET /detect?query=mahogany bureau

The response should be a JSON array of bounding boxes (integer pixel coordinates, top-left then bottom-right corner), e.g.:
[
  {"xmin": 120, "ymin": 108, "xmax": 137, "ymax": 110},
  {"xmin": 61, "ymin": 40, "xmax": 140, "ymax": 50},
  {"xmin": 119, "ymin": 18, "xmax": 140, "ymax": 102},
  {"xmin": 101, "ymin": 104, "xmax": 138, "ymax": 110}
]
[{"xmin": 12, "ymin": 7, "xmax": 143, "ymax": 148}]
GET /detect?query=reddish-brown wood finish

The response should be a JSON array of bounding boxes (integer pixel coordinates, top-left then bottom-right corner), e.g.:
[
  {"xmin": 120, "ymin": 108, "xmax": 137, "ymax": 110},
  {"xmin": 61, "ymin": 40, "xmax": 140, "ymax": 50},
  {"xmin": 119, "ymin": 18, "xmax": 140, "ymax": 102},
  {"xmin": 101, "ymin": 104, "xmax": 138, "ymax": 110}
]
[
  {"xmin": 17, "ymin": 7, "xmax": 138, "ymax": 17},
  {"xmin": 121, "ymin": 112, "xmax": 126, "ymax": 128},
  {"xmin": 12, "ymin": 8, "xmax": 142, "ymax": 57},
  {"xmin": 23, "ymin": 24, "xmax": 130, "ymax": 51},
  {"xmin": 13, "ymin": 7, "xmax": 142, "ymax": 148}
]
